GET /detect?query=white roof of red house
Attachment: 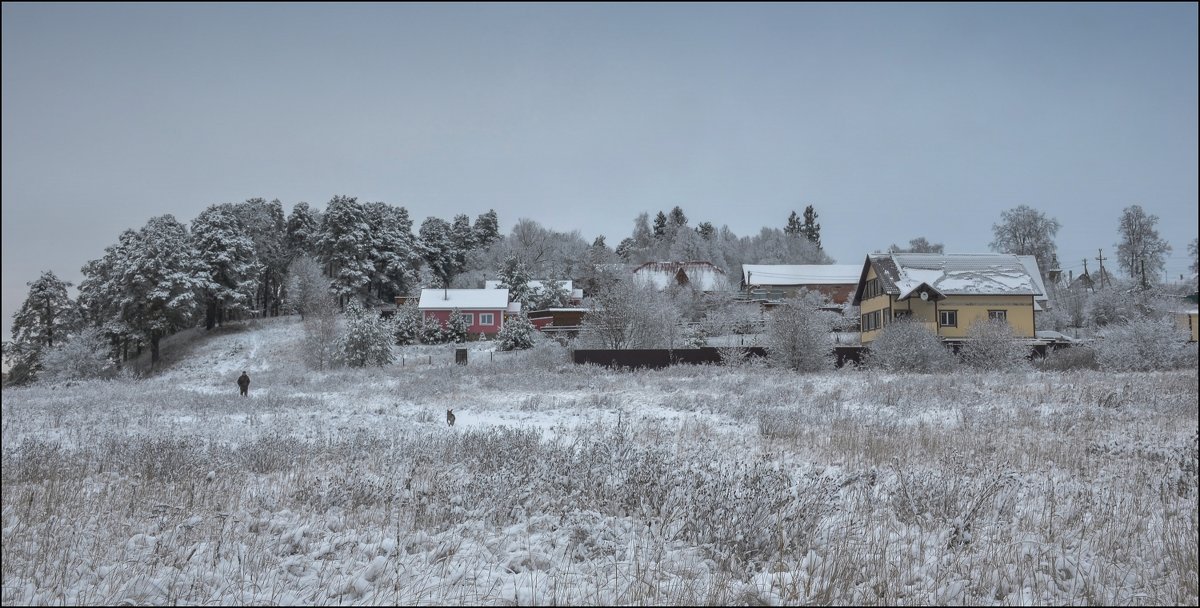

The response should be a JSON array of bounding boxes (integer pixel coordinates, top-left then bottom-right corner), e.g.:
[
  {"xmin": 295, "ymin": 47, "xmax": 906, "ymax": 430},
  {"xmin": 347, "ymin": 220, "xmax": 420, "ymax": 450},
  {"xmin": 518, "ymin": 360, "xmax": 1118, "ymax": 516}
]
[
  {"xmin": 418, "ymin": 288, "xmax": 510, "ymax": 310},
  {"xmin": 742, "ymin": 264, "xmax": 862, "ymax": 286}
]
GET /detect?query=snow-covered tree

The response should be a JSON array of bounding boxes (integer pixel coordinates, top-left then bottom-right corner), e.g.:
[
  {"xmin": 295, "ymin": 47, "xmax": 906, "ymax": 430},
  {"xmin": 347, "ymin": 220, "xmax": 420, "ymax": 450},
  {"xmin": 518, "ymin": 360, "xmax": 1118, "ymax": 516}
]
[
  {"xmin": 5, "ymin": 270, "xmax": 80, "ymax": 384},
  {"xmin": 38, "ymin": 326, "xmax": 117, "ymax": 383},
  {"xmin": 473, "ymin": 209, "xmax": 501, "ymax": 248},
  {"xmin": 1188, "ymin": 237, "xmax": 1199, "ymax": 282},
  {"xmin": 1095, "ymin": 317, "xmax": 1193, "ymax": 372},
  {"xmin": 497, "ymin": 312, "xmax": 535, "ymax": 351},
  {"xmin": 285, "ymin": 255, "xmax": 334, "ymax": 321},
  {"xmin": 529, "ymin": 278, "xmax": 570, "ymax": 311},
  {"xmin": 447, "ymin": 309, "xmax": 469, "ymax": 343},
  {"xmin": 958, "ymin": 319, "xmax": 1029, "ymax": 371},
  {"xmin": 286, "ymin": 201, "xmax": 322, "ymax": 259},
  {"xmin": 418, "ymin": 216, "xmax": 458, "ymax": 288},
  {"xmin": 867, "ymin": 319, "xmax": 955, "ymax": 372},
  {"xmin": 578, "ymin": 278, "xmax": 682, "ymax": 349},
  {"xmin": 364, "ymin": 201, "xmax": 419, "ymax": 302},
  {"xmin": 338, "ymin": 300, "xmax": 395, "ymax": 367},
  {"xmin": 319, "ymin": 195, "xmax": 375, "ymax": 305},
  {"xmin": 498, "ymin": 255, "xmax": 534, "ymax": 307},
  {"xmin": 420, "ymin": 314, "xmax": 447, "ymax": 345},
  {"xmin": 1116, "ymin": 204, "xmax": 1171, "ymax": 286},
  {"xmin": 393, "ymin": 302, "xmax": 422, "ymax": 346},
  {"xmin": 990, "ymin": 205, "xmax": 1061, "ymax": 278},
  {"xmin": 119, "ymin": 215, "xmax": 208, "ymax": 365},
  {"xmin": 236, "ymin": 198, "xmax": 289, "ymax": 317},
  {"xmin": 889, "ymin": 237, "xmax": 944, "ymax": 254},
  {"xmin": 191, "ymin": 203, "xmax": 258, "ymax": 330},
  {"xmin": 784, "ymin": 211, "xmax": 803, "ymax": 237},
  {"xmin": 652, "ymin": 211, "xmax": 668, "ymax": 239},
  {"xmin": 764, "ymin": 291, "xmax": 836, "ymax": 372}
]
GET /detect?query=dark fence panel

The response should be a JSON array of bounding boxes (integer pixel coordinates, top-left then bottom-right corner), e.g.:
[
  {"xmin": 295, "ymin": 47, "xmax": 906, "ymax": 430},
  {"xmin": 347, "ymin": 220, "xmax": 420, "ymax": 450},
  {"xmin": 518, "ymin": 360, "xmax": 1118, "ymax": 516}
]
[{"xmin": 573, "ymin": 346, "xmax": 863, "ymax": 369}]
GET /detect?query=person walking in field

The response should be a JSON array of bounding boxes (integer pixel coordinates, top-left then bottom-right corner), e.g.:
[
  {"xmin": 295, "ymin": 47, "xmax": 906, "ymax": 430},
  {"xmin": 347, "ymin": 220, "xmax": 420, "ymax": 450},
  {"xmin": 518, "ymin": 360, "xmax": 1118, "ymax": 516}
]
[{"xmin": 237, "ymin": 371, "xmax": 250, "ymax": 397}]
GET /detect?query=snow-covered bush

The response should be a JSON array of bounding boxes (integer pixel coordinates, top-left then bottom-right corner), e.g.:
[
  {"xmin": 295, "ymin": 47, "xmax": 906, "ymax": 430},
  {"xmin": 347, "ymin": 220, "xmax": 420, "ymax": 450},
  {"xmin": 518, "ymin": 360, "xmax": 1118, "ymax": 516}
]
[
  {"xmin": 958, "ymin": 319, "xmax": 1030, "ymax": 371},
  {"xmin": 764, "ymin": 293, "xmax": 836, "ymax": 372},
  {"xmin": 1095, "ymin": 317, "xmax": 1194, "ymax": 371},
  {"xmin": 338, "ymin": 301, "xmax": 395, "ymax": 367},
  {"xmin": 1033, "ymin": 345, "xmax": 1099, "ymax": 371},
  {"xmin": 38, "ymin": 327, "xmax": 117, "ymax": 382},
  {"xmin": 497, "ymin": 312, "xmax": 536, "ymax": 351},
  {"xmin": 866, "ymin": 319, "xmax": 954, "ymax": 372},
  {"xmin": 419, "ymin": 315, "xmax": 447, "ymax": 345},
  {"xmin": 525, "ymin": 338, "xmax": 568, "ymax": 369},
  {"xmin": 578, "ymin": 278, "xmax": 682, "ymax": 349}
]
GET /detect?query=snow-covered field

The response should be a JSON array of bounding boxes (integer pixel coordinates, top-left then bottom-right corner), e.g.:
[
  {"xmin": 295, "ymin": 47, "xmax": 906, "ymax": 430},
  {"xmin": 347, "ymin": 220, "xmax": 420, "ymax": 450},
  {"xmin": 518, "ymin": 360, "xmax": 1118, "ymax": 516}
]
[{"xmin": 2, "ymin": 317, "xmax": 1196, "ymax": 605}]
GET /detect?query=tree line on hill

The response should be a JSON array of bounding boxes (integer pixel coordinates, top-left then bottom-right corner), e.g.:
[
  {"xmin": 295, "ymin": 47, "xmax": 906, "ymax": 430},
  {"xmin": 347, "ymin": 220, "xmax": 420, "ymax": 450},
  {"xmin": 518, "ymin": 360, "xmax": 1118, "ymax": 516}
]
[{"xmin": 3, "ymin": 196, "xmax": 1195, "ymax": 385}]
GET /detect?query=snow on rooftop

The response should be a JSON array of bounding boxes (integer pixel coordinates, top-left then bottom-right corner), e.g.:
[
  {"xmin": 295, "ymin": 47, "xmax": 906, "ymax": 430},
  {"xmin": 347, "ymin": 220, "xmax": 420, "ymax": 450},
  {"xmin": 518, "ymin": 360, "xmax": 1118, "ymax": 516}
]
[
  {"xmin": 418, "ymin": 288, "xmax": 510, "ymax": 309},
  {"xmin": 887, "ymin": 253, "xmax": 1038, "ymax": 298},
  {"xmin": 742, "ymin": 264, "xmax": 861, "ymax": 286},
  {"xmin": 633, "ymin": 262, "xmax": 727, "ymax": 291}
]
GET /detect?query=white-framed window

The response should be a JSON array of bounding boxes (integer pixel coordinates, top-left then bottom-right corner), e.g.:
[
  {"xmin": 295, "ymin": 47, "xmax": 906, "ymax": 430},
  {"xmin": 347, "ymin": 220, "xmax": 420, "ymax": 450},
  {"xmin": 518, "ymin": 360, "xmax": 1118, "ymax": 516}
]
[
  {"xmin": 988, "ymin": 310, "xmax": 1007, "ymax": 322},
  {"xmin": 479, "ymin": 313, "xmax": 494, "ymax": 326},
  {"xmin": 939, "ymin": 310, "xmax": 957, "ymax": 327},
  {"xmin": 463, "ymin": 313, "xmax": 474, "ymax": 326}
]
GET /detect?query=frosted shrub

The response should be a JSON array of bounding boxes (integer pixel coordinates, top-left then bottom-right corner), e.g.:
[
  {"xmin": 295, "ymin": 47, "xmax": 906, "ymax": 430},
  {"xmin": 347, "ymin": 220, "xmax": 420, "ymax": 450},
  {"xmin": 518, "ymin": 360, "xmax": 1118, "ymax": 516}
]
[
  {"xmin": 867, "ymin": 319, "xmax": 954, "ymax": 372},
  {"xmin": 764, "ymin": 293, "xmax": 836, "ymax": 372},
  {"xmin": 419, "ymin": 315, "xmax": 446, "ymax": 344},
  {"xmin": 38, "ymin": 327, "xmax": 117, "ymax": 382},
  {"xmin": 392, "ymin": 302, "xmax": 422, "ymax": 345},
  {"xmin": 578, "ymin": 278, "xmax": 682, "ymax": 349},
  {"xmin": 525, "ymin": 338, "xmax": 568, "ymax": 370},
  {"xmin": 1095, "ymin": 317, "xmax": 1193, "ymax": 371},
  {"xmin": 338, "ymin": 301, "xmax": 395, "ymax": 367},
  {"xmin": 497, "ymin": 312, "xmax": 535, "ymax": 351},
  {"xmin": 1034, "ymin": 345, "xmax": 1099, "ymax": 371},
  {"xmin": 958, "ymin": 319, "xmax": 1030, "ymax": 371}
]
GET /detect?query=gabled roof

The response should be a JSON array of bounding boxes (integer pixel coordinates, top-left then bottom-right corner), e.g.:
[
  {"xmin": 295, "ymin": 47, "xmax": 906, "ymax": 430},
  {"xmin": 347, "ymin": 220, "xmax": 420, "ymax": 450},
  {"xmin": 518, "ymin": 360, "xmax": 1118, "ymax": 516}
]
[
  {"xmin": 853, "ymin": 253, "xmax": 1040, "ymax": 304},
  {"xmin": 633, "ymin": 261, "xmax": 727, "ymax": 291},
  {"xmin": 742, "ymin": 264, "xmax": 862, "ymax": 286},
  {"xmin": 418, "ymin": 288, "xmax": 510, "ymax": 310}
]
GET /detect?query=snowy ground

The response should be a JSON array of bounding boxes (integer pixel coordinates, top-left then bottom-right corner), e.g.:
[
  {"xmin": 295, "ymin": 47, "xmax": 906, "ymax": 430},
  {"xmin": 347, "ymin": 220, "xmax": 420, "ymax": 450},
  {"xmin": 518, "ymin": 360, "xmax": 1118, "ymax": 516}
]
[{"xmin": 2, "ymin": 316, "xmax": 1196, "ymax": 605}]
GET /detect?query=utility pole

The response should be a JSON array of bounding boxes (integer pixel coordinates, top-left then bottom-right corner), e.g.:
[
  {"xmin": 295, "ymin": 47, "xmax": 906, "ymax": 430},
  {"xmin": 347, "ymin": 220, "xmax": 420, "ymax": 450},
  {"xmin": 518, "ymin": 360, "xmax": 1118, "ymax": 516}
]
[{"xmin": 1096, "ymin": 249, "xmax": 1109, "ymax": 289}]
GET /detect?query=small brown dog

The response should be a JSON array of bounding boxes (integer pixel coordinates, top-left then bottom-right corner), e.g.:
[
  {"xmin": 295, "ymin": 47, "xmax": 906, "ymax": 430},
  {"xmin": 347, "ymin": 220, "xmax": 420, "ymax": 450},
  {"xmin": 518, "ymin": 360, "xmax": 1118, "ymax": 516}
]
[{"xmin": 446, "ymin": 409, "xmax": 456, "ymax": 427}]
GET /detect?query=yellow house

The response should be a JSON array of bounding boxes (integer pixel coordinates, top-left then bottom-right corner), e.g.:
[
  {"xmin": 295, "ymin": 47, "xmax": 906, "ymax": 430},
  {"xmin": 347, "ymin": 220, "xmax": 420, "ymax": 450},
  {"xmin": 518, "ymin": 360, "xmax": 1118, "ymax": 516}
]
[
  {"xmin": 852, "ymin": 253, "xmax": 1042, "ymax": 344},
  {"xmin": 1173, "ymin": 309, "xmax": 1199, "ymax": 342}
]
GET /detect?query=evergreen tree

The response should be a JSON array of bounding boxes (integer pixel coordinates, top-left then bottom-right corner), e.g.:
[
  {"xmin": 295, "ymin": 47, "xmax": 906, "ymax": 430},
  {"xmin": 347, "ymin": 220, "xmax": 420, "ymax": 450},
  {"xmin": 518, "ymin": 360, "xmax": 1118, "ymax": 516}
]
[
  {"xmin": 420, "ymin": 314, "xmax": 446, "ymax": 344},
  {"xmin": 5, "ymin": 271, "xmax": 79, "ymax": 384},
  {"xmin": 364, "ymin": 201, "xmax": 419, "ymax": 302},
  {"xmin": 393, "ymin": 302, "xmax": 422, "ymax": 345},
  {"xmin": 784, "ymin": 211, "xmax": 803, "ymax": 237},
  {"xmin": 418, "ymin": 216, "xmax": 458, "ymax": 287},
  {"xmin": 286, "ymin": 202, "xmax": 322, "ymax": 258},
  {"xmin": 529, "ymin": 278, "xmax": 569, "ymax": 310},
  {"xmin": 800, "ymin": 205, "xmax": 822, "ymax": 249},
  {"xmin": 696, "ymin": 222, "xmax": 716, "ymax": 240},
  {"xmin": 118, "ymin": 215, "xmax": 208, "ymax": 365},
  {"xmin": 473, "ymin": 209, "xmax": 501, "ymax": 247},
  {"xmin": 615, "ymin": 237, "xmax": 636, "ymax": 262},
  {"xmin": 78, "ymin": 229, "xmax": 143, "ymax": 365},
  {"xmin": 652, "ymin": 211, "xmax": 668, "ymax": 239},
  {"xmin": 191, "ymin": 203, "xmax": 258, "ymax": 330},
  {"xmin": 338, "ymin": 300, "xmax": 395, "ymax": 367},
  {"xmin": 450, "ymin": 214, "xmax": 478, "ymax": 276},
  {"xmin": 236, "ymin": 198, "xmax": 289, "ymax": 317},
  {"xmin": 497, "ymin": 312, "xmax": 536, "ymax": 351},
  {"xmin": 447, "ymin": 309, "xmax": 469, "ymax": 343},
  {"xmin": 318, "ymin": 195, "xmax": 374, "ymax": 305},
  {"xmin": 498, "ymin": 255, "xmax": 534, "ymax": 307},
  {"xmin": 668, "ymin": 206, "xmax": 688, "ymax": 229}
]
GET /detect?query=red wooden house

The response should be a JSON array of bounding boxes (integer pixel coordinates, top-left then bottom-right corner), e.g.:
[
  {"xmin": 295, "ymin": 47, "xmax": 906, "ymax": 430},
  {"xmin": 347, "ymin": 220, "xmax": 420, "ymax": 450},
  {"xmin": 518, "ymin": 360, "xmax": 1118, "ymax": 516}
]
[{"xmin": 418, "ymin": 288, "xmax": 515, "ymax": 336}]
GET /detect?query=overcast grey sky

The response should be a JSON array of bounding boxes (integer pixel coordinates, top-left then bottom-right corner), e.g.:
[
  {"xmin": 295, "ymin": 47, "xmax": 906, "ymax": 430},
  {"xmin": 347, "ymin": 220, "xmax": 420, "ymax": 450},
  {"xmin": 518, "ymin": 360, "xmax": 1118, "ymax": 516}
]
[{"xmin": 3, "ymin": 3, "xmax": 1197, "ymax": 340}]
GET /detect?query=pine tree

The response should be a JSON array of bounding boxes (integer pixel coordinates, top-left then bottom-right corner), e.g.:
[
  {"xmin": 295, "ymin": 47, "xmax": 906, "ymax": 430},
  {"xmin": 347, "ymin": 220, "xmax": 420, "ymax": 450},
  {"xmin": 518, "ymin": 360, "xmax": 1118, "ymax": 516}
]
[
  {"xmin": 338, "ymin": 300, "xmax": 395, "ymax": 367},
  {"xmin": 450, "ymin": 214, "xmax": 478, "ymax": 276},
  {"xmin": 393, "ymin": 302, "xmax": 422, "ymax": 345},
  {"xmin": 118, "ymin": 215, "xmax": 208, "ymax": 366},
  {"xmin": 286, "ymin": 202, "xmax": 322, "ymax": 258},
  {"xmin": 418, "ymin": 216, "xmax": 458, "ymax": 287},
  {"xmin": 498, "ymin": 255, "xmax": 534, "ymax": 307},
  {"xmin": 497, "ymin": 312, "xmax": 536, "ymax": 351},
  {"xmin": 447, "ymin": 309, "xmax": 469, "ymax": 343},
  {"xmin": 668, "ymin": 206, "xmax": 688, "ymax": 229},
  {"xmin": 784, "ymin": 211, "xmax": 803, "ymax": 237},
  {"xmin": 653, "ymin": 211, "xmax": 668, "ymax": 239},
  {"xmin": 191, "ymin": 203, "xmax": 258, "ymax": 330},
  {"xmin": 529, "ymin": 278, "xmax": 569, "ymax": 310},
  {"xmin": 364, "ymin": 201, "xmax": 419, "ymax": 302},
  {"xmin": 236, "ymin": 198, "xmax": 289, "ymax": 317},
  {"xmin": 696, "ymin": 222, "xmax": 716, "ymax": 240},
  {"xmin": 420, "ymin": 314, "xmax": 446, "ymax": 344},
  {"xmin": 473, "ymin": 209, "xmax": 501, "ymax": 247},
  {"xmin": 6, "ymin": 271, "xmax": 80, "ymax": 384},
  {"xmin": 800, "ymin": 205, "xmax": 822, "ymax": 249},
  {"xmin": 318, "ymin": 195, "xmax": 374, "ymax": 305}
]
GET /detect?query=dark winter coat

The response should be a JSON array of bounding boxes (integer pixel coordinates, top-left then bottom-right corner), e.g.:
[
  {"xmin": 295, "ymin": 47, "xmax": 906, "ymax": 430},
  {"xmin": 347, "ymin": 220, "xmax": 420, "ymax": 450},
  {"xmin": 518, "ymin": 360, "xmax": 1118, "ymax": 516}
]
[{"xmin": 237, "ymin": 373, "xmax": 250, "ymax": 389}]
